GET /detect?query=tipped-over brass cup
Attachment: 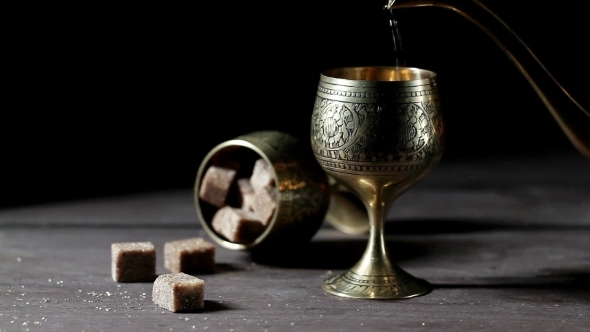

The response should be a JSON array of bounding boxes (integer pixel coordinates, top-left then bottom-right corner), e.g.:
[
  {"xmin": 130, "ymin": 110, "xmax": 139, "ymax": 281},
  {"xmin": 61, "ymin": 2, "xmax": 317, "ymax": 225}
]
[
  {"xmin": 311, "ymin": 66, "xmax": 444, "ymax": 299},
  {"xmin": 194, "ymin": 130, "xmax": 331, "ymax": 251}
]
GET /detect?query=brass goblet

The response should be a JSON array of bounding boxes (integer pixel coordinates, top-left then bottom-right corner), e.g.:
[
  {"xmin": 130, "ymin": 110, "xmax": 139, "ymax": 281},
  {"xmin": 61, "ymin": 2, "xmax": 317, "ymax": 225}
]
[{"xmin": 311, "ymin": 66, "xmax": 444, "ymax": 299}]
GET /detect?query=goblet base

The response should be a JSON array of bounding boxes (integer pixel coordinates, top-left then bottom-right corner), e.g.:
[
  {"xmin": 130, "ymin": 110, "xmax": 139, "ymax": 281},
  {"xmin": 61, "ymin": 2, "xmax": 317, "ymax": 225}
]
[{"xmin": 322, "ymin": 269, "xmax": 431, "ymax": 299}]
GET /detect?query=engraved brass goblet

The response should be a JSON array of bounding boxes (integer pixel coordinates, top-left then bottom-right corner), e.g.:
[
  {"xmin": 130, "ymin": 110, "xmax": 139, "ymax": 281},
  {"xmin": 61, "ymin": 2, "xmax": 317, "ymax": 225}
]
[{"xmin": 311, "ymin": 66, "xmax": 444, "ymax": 299}]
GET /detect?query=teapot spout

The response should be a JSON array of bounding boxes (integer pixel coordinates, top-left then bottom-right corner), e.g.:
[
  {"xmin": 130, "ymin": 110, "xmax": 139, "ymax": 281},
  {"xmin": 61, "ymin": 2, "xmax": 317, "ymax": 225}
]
[
  {"xmin": 389, "ymin": 0, "xmax": 590, "ymax": 158},
  {"xmin": 385, "ymin": 0, "xmax": 397, "ymax": 10}
]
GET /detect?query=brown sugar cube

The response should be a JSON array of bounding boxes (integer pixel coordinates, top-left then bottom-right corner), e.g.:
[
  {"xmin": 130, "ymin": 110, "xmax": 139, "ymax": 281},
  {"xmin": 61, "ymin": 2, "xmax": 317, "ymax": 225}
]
[
  {"xmin": 211, "ymin": 206, "xmax": 265, "ymax": 243},
  {"xmin": 250, "ymin": 158, "xmax": 276, "ymax": 193},
  {"xmin": 236, "ymin": 178, "xmax": 256, "ymax": 211},
  {"xmin": 198, "ymin": 164, "xmax": 239, "ymax": 208},
  {"xmin": 252, "ymin": 187, "xmax": 277, "ymax": 226},
  {"xmin": 164, "ymin": 237, "xmax": 216, "ymax": 274},
  {"xmin": 152, "ymin": 272, "xmax": 205, "ymax": 312},
  {"xmin": 111, "ymin": 242, "xmax": 156, "ymax": 282}
]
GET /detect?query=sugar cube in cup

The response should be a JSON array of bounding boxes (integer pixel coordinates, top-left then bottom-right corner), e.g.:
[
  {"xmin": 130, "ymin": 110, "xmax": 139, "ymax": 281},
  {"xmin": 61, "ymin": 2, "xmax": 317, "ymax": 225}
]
[
  {"xmin": 250, "ymin": 158, "xmax": 275, "ymax": 193},
  {"xmin": 252, "ymin": 187, "xmax": 277, "ymax": 226},
  {"xmin": 199, "ymin": 156, "xmax": 278, "ymax": 244},
  {"xmin": 211, "ymin": 206, "xmax": 266, "ymax": 243},
  {"xmin": 236, "ymin": 178, "xmax": 257, "ymax": 211},
  {"xmin": 198, "ymin": 164, "xmax": 239, "ymax": 208}
]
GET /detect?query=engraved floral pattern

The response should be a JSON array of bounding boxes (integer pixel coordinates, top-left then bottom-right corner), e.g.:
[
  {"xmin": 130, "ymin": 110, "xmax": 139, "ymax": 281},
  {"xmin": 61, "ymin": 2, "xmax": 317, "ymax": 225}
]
[
  {"xmin": 312, "ymin": 97, "xmax": 442, "ymax": 164},
  {"xmin": 312, "ymin": 98, "xmax": 361, "ymax": 150}
]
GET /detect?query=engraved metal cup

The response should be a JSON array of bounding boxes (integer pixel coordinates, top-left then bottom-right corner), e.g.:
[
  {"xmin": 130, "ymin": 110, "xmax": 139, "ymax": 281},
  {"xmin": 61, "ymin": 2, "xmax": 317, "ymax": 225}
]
[
  {"xmin": 194, "ymin": 130, "xmax": 331, "ymax": 251},
  {"xmin": 311, "ymin": 66, "xmax": 444, "ymax": 299}
]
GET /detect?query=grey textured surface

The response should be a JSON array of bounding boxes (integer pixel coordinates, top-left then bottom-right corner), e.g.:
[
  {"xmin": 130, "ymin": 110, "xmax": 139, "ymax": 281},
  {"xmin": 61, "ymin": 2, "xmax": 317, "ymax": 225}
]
[{"xmin": 1, "ymin": 153, "xmax": 589, "ymax": 331}]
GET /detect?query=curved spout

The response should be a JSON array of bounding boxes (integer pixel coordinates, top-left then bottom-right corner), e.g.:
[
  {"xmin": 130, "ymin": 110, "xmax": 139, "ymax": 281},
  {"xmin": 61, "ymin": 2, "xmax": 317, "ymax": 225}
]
[{"xmin": 388, "ymin": 0, "xmax": 590, "ymax": 158}]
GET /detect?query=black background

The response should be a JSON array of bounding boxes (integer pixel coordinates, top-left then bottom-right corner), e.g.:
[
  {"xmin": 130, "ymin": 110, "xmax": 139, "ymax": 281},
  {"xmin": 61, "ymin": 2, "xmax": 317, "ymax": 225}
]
[{"xmin": 3, "ymin": 0, "xmax": 588, "ymax": 208}]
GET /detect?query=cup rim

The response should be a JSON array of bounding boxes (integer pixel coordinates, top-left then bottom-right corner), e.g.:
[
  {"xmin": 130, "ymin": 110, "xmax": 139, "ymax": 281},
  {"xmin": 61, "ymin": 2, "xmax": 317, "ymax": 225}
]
[{"xmin": 321, "ymin": 66, "xmax": 437, "ymax": 86}]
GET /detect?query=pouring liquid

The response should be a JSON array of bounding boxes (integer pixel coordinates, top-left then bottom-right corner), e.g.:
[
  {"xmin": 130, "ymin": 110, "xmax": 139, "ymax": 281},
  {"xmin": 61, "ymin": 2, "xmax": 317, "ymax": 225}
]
[{"xmin": 383, "ymin": 6, "xmax": 406, "ymax": 81}]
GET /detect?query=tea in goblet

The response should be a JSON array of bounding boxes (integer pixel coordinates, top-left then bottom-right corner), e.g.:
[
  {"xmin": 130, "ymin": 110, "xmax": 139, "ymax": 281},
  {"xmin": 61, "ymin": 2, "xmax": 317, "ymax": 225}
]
[{"xmin": 311, "ymin": 66, "xmax": 444, "ymax": 299}]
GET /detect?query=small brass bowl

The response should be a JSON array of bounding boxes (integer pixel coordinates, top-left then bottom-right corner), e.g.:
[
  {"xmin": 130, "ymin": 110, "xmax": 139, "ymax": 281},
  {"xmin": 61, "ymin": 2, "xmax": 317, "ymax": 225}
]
[{"xmin": 194, "ymin": 130, "xmax": 331, "ymax": 250}]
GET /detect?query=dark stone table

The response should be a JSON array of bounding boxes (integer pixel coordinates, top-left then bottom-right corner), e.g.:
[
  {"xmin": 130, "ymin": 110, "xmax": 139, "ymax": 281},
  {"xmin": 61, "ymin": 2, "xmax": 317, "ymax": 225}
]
[{"xmin": 1, "ymin": 153, "xmax": 589, "ymax": 332}]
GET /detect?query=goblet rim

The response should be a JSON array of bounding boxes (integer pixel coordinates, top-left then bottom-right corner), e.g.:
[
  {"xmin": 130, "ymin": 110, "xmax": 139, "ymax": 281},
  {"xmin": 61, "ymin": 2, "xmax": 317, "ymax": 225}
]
[{"xmin": 320, "ymin": 66, "xmax": 437, "ymax": 86}]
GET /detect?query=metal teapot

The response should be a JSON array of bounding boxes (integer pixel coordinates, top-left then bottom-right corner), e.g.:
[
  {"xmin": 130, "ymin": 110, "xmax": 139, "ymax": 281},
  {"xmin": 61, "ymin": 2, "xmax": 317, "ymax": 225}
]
[{"xmin": 385, "ymin": 0, "xmax": 589, "ymax": 158}]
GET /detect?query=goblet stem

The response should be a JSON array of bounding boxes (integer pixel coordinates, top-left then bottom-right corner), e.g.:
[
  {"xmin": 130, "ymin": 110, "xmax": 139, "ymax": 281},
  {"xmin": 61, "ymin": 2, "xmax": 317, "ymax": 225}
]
[
  {"xmin": 322, "ymin": 183, "xmax": 432, "ymax": 299},
  {"xmin": 351, "ymin": 191, "xmax": 395, "ymax": 276}
]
